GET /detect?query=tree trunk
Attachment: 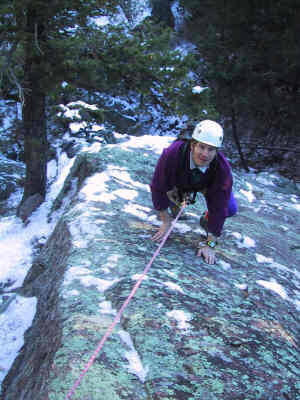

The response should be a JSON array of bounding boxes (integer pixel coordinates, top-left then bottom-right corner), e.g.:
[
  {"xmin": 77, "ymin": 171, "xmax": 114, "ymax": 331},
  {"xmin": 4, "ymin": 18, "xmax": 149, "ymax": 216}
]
[
  {"xmin": 230, "ymin": 106, "xmax": 249, "ymax": 172},
  {"xmin": 18, "ymin": 6, "xmax": 48, "ymax": 210},
  {"xmin": 22, "ymin": 83, "xmax": 47, "ymax": 200}
]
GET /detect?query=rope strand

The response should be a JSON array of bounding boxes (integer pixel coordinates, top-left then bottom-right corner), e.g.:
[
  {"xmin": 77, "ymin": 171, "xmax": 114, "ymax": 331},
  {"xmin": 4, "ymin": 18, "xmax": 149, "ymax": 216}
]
[{"xmin": 65, "ymin": 204, "xmax": 186, "ymax": 399}]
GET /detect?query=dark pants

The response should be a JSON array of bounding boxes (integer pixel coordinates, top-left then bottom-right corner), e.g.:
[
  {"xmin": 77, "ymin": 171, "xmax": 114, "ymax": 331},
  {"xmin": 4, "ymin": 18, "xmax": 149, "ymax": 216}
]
[{"xmin": 228, "ymin": 191, "xmax": 238, "ymax": 217}]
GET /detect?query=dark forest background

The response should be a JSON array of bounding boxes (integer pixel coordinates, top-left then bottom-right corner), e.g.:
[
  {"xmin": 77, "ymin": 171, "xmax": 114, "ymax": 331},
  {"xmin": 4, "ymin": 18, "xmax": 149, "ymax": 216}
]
[{"xmin": 1, "ymin": 0, "xmax": 299, "ymax": 211}]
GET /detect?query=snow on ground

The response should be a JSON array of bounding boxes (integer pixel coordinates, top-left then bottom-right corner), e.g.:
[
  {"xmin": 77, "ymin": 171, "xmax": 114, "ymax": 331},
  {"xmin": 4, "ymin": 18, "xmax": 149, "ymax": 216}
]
[
  {"xmin": 166, "ymin": 309, "xmax": 192, "ymax": 331},
  {"xmin": 0, "ymin": 149, "xmax": 75, "ymax": 384},
  {"xmin": 118, "ymin": 329, "xmax": 149, "ymax": 382},
  {"xmin": 0, "ymin": 296, "xmax": 37, "ymax": 384}
]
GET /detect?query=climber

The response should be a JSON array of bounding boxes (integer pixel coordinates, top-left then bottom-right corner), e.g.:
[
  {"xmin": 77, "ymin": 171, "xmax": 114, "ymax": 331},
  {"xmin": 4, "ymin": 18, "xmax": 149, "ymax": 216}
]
[{"xmin": 150, "ymin": 119, "xmax": 238, "ymax": 264}]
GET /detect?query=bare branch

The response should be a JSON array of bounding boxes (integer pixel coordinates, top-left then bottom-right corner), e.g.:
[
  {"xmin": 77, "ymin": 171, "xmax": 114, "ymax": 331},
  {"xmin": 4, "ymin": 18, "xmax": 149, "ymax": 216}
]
[
  {"xmin": 34, "ymin": 23, "xmax": 44, "ymax": 55},
  {"xmin": 241, "ymin": 142, "xmax": 300, "ymax": 153},
  {"xmin": 7, "ymin": 67, "xmax": 25, "ymax": 107}
]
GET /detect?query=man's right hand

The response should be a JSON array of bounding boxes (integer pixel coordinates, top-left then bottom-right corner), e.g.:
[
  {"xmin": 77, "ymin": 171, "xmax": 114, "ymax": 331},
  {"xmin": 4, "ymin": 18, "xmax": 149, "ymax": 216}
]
[{"xmin": 151, "ymin": 221, "xmax": 171, "ymax": 242}]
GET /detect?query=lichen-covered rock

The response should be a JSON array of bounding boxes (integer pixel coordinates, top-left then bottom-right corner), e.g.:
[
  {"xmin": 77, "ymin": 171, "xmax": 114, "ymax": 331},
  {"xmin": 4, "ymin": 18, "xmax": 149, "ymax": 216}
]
[{"xmin": 1, "ymin": 137, "xmax": 299, "ymax": 400}]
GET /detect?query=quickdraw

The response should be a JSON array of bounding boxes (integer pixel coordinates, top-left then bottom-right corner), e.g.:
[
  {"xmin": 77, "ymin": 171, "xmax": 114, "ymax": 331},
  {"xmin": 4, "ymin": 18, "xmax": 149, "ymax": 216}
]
[
  {"xmin": 182, "ymin": 191, "xmax": 197, "ymax": 205},
  {"xmin": 177, "ymin": 189, "xmax": 197, "ymax": 205}
]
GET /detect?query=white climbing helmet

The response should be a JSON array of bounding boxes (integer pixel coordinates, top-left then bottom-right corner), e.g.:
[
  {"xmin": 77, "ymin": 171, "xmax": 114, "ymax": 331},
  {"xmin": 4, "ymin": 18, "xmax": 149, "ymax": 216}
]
[{"xmin": 192, "ymin": 120, "xmax": 223, "ymax": 148}]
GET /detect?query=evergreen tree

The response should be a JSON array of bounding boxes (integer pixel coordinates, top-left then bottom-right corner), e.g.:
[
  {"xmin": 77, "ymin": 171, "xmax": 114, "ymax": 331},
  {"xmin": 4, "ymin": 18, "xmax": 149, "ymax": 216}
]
[
  {"xmin": 0, "ymin": 0, "xmax": 119, "ymax": 210},
  {"xmin": 0, "ymin": 0, "xmax": 208, "ymax": 215},
  {"xmin": 179, "ymin": 0, "xmax": 300, "ymax": 161}
]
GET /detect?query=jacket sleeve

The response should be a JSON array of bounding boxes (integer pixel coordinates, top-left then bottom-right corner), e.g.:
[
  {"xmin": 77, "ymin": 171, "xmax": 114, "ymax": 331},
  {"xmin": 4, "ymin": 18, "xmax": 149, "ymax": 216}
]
[
  {"xmin": 206, "ymin": 154, "xmax": 233, "ymax": 237},
  {"xmin": 150, "ymin": 141, "xmax": 182, "ymax": 211},
  {"xmin": 206, "ymin": 187, "xmax": 231, "ymax": 236}
]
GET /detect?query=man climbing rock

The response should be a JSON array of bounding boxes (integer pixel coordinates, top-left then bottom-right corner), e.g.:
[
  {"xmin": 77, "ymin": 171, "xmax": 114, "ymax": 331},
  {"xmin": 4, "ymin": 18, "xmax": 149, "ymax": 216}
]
[{"xmin": 150, "ymin": 120, "xmax": 238, "ymax": 264}]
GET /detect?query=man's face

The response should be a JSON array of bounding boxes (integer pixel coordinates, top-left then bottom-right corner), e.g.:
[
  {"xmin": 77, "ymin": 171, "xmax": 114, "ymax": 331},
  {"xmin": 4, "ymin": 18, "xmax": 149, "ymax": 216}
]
[{"xmin": 191, "ymin": 141, "xmax": 217, "ymax": 167}]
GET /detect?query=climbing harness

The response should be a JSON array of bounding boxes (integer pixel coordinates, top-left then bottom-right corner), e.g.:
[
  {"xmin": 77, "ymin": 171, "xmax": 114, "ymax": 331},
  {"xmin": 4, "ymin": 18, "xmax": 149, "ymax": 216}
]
[
  {"xmin": 64, "ymin": 203, "xmax": 187, "ymax": 400},
  {"xmin": 168, "ymin": 187, "xmax": 198, "ymax": 208},
  {"xmin": 180, "ymin": 190, "xmax": 197, "ymax": 205}
]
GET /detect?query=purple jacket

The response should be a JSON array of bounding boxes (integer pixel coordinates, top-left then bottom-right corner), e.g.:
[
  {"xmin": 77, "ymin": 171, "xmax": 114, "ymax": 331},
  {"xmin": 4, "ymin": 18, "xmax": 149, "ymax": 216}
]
[{"xmin": 150, "ymin": 140, "xmax": 233, "ymax": 236}]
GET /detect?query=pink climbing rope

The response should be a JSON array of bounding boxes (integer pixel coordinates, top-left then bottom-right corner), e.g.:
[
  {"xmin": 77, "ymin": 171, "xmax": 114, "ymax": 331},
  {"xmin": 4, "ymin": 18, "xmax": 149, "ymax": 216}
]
[{"xmin": 65, "ymin": 204, "xmax": 186, "ymax": 399}]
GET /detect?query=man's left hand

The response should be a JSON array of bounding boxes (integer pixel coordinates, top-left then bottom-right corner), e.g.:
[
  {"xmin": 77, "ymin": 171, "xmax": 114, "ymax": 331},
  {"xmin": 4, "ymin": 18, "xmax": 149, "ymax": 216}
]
[{"xmin": 197, "ymin": 245, "xmax": 216, "ymax": 264}]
